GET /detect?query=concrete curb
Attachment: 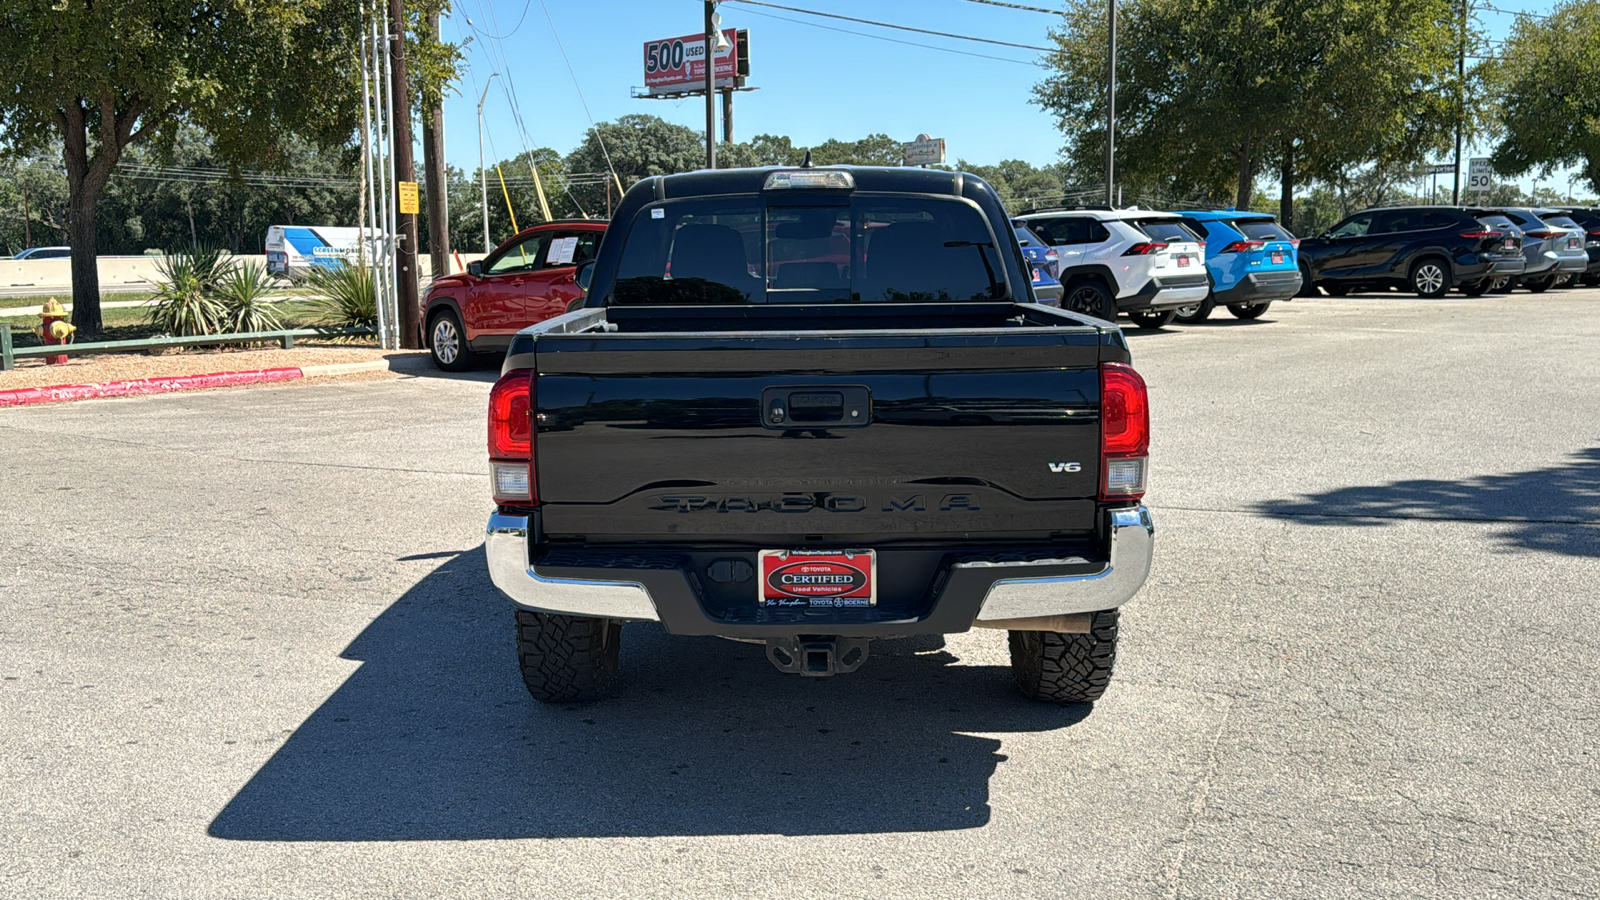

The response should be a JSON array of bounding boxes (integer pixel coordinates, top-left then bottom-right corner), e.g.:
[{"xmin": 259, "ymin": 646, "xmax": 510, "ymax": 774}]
[
  {"xmin": 0, "ymin": 368, "xmax": 303, "ymax": 407},
  {"xmin": 0, "ymin": 355, "xmax": 429, "ymax": 408}
]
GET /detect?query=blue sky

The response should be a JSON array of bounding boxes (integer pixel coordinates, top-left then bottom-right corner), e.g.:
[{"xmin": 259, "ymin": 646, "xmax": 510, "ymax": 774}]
[{"xmin": 441, "ymin": 0, "xmax": 1585, "ymax": 197}]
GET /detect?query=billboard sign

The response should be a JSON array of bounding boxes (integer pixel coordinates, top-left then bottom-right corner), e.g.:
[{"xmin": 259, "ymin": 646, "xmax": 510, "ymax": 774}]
[
  {"xmin": 1467, "ymin": 157, "xmax": 1494, "ymax": 194},
  {"xmin": 902, "ymin": 135, "xmax": 945, "ymax": 167},
  {"xmin": 644, "ymin": 29, "xmax": 743, "ymax": 94}
]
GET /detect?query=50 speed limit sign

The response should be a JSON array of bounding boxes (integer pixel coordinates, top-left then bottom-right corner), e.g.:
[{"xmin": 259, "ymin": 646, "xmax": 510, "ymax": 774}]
[{"xmin": 1467, "ymin": 158, "xmax": 1494, "ymax": 193}]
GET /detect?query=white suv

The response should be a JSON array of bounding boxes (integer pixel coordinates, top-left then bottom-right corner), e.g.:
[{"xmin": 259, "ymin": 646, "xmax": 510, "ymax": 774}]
[{"xmin": 1015, "ymin": 208, "xmax": 1211, "ymax": 328}]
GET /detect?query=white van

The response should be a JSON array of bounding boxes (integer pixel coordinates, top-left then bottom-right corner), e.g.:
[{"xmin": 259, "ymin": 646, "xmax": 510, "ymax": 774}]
[{"xmin": 264, "ymin": 226, "xmax": 372, "ymax": 279}]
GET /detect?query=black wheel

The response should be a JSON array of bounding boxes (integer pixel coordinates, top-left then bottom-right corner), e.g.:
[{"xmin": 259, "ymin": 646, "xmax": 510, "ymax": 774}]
[
  {"xmin": 1126, "ymin": 308, "xmax": 1177, "ymax": 329},
  {"xmin": 1410, "ymin": 257, "xmax": 1451, "ymax": 298},
  {"xmin": 1227, "ymin": 300, "xmax": 1273, "ymax": 319},
  {"xmin": 1008, "ymin": 609, "xmax": 1120, "ymax": 703},
  {"xmin": 428, "ymin": 309, "xmax": 474, "ymax": 372},
  {"xmin": 1323, "ymin": 282, "xmax": 1349, "ymax": 297},
  {"xmin": 1459, "ymin": 278, "xmax": 1491, "ymax": 297},
  {"xmin": 515, "ymin": 611, "xmax": 622, "ymax": 703},
  {"xmin": 1296, "ymin": 263, "xmax": 1319, "ymax": 297},
  {"xmin": 1523, "ymin": 276, "xmax": 1552, "ymax": 293},
  {"xmin": 1063, "ymin": 279, "xmax": 1116, "ymax": 321},
  {"xmin": 1173, "ymin": 294, "xmax": 1216, "ymax": 323}
]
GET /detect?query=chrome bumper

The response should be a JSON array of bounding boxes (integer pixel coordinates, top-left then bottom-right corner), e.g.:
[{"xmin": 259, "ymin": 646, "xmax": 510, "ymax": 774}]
[
  {"xmin": 486, "ymin": 513, "xmax": 660, "ymax": 620},
  {"xmin": 971, "ymin": 506, "xmax": 1154, "ymax": 621},
  {"xmin": 484, "ymin": 505, "xmax": 1155, "ymax": 626}
]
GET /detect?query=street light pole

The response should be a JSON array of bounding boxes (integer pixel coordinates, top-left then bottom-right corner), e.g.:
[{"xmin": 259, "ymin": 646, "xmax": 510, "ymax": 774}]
[
  {"xmin": 1106, "ymin": 0, "xmax": 1116, "ymax": 207},
  {"xmin": 704, "ymin": 1, "xmax": 717, "ymax": 170},
  {"xmin": 478, "ymin": 72, "xmax": 500, "ymax": 253}
]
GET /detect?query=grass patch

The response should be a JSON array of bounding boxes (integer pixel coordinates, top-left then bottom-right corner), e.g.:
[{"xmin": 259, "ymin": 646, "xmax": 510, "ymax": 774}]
[{"xmin": 0, "ymin": 291, "xmax": 156, "ymax": 310}]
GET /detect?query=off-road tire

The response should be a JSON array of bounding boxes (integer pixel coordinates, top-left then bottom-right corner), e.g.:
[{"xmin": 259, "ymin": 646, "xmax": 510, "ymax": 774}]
[
  {"xmin": 1227, "ymin": 300, "xmax": 1272, "ymax": 319},
  {"xmin": 515, "ymin": 610, "xmax": 622, "ymax": 703},
  {"xmin": 1008, "ymin": 608, "xmax": 1120, "ymax": 703},
  {"xmin": 1410, "ymin": 256, "xmax": 1451, "ymax": 299},
  {"xmin": 1127, "ymin": 308, "xmax": 1178, "ymax": 329},
  {"xmin": 428, "ymin": 309, "xmax": 474, "ymax": 372},
  {"xmin": 1063, "ymin": 279, "xmax": 1116, "ymax": 322},
  {"xmin": 1173, "ymin": 295, "xmax": 1216, "ymax": 323}
]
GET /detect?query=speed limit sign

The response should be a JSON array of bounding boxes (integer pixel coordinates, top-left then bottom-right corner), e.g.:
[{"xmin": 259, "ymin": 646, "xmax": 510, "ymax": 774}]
[{"xmin": 1467, "ymin": 158, "xmax": 1494, "ymax": 194}]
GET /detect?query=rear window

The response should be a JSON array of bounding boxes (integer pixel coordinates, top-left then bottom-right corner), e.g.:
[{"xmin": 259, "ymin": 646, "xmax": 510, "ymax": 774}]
[
  {"xmin": 1476, "ymin": 214, "xmax": 1518, "ymax": 231},
  {"xmin": 1013, "ymin": 224, "xmax": 1048, "ymax": 247},
  {"xmin": 612, "ymin": 195, "xmax": 1006, "ymax": 305},
  {"xmin": 1541, "ymin": 215, "xmax": 1580, "ymax": 229},
  {"xmin": 1231, "ymin": 219, "xmax": 1296, "ymax": 242},
  {"xmin": 1025, "ymin": 216, "xmax": 1109, "ymax": 246},
  {"xmin": 1132, "ymin": 220, "xmax": 1202, "ymax": 243}
]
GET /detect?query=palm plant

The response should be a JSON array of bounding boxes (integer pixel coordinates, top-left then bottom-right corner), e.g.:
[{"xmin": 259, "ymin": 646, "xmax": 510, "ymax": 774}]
[
  {"xmin": 295, "ymin": 263, "xmax": 377, "ymax": 328},
  {"xmin": 213, "ymin": 260, "xmax": 283, "ymax": 333},
  {"xmin": 148, "ymin": 246, "xmax": 227, "ymax": 336}
]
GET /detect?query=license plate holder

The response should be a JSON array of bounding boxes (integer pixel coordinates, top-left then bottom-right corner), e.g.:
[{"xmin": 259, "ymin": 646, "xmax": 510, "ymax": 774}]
[
  {"xmin": 1177, "ymin": 255, "xmax": 1191, "ymax": 267},
  {"xmin": 759, "ymin": 549, "xmax": 876, "ymax": 608},
  {"xmin": 1271, "ymin": 251, "xmax": 1284, "ymax": 264}
]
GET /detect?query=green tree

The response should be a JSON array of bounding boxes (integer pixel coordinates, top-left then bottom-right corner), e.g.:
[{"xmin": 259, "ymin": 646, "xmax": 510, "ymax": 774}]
[
  {"xmin": 0, "ymin": 154, "xmax": 69, "ymax": 256},
  {"xmin": 0, "ymin": 0, "xmax": 362, "ymax": 336},
  {"xmin": 1484, "ymin": 0, "xmax": 1600, "ymax": 193},
  {"xmin": 806, "ymin": 134, "xmax": 904, "ymax": 167},
  {"xmin": 563, "ymin": 115, "xmax": 704, "ymax": 215},
  {"xmin": 1035, "ymin": 0, "xmax": 1465, "ymax": 225}
]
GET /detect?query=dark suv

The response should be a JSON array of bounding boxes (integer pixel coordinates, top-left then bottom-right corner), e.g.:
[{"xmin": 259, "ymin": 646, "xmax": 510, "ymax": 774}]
[
  {"xmin": 1298, "ymin": 206, "xmax": 1525, "ymax": 298},
  {"xmin": 1553, "ymin": 207, "xmax": 1600, "ymax": 285}
]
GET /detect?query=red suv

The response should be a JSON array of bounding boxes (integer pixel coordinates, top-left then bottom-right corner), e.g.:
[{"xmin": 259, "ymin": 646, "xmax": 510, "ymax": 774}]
[{"xmin": 422, "ymin": 219, "xmax": 607, "ymax": 370}]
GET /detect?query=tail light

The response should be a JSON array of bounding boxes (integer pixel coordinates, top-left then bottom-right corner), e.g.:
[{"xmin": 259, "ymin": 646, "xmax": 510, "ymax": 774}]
[
  {"xmin": 1289, "ymin": 239, "xmax": 1301, "ymax": 247},
  {"xmin": 1122, "ymin": 242, "xmax": 1168, "ymax": 255},
  {"xmin": 489, "ymin": 368, "xmax": 536, "ymax": 504},
  {"xmin": 1045, "ymin": 249, "xmax": 1059, "ymax": 263},
  {"xmin": 1587, "ymin": 230, "xmax": 1600, "ymax": 237},
  {"xmin": 1523, "ymin": 230, "xmax": 1553, "ymax": 239},
  {"xmin": 1218, "ymin": 240, "xmax": 1264, "ymax": 253},
  {"xmin": 1458, "ymin": 229, "xmax": 1500, "ymax": 239},
  {"xmin": 1099, "ymin": 362, "xmax": 1149, "ymax": 502}
]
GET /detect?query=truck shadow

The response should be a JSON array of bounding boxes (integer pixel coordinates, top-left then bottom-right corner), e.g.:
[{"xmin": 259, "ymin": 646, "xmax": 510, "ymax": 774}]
[
  {"xmin": 1254, "ymin": 446, "xmax": 1600, "ymax": 558},
  {"xmin": 208, "ymin": 548, "xmax": 1090, "ymax": 841}
]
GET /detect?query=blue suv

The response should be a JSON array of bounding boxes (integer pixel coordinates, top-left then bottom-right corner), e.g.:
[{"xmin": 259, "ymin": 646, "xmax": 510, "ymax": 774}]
[{"xmin": 1171, "ymin": 210, "xmax": 1303, "ymax": 322}]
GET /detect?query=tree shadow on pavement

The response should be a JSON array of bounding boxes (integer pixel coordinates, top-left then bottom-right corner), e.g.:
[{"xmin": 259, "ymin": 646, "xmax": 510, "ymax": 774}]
[
  {"xmin": 1254, "ymin": 447, "xmax": 1600, "ymax": 558},
  {"xmin": 209, "ymin": 549, "xmax": 1090, "ymax": 841}
]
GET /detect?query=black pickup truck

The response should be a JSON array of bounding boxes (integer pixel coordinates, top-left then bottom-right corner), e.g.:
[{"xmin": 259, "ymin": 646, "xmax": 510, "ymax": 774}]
[{"xmin": 485, "ymin": 165, "xmax": 1155, "ymax": 704}]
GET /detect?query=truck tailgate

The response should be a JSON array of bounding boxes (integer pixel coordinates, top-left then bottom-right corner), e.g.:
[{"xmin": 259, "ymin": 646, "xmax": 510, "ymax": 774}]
[{"xmin": 532, "ymin": 331, "xmax": 1106, "ymax": 543}]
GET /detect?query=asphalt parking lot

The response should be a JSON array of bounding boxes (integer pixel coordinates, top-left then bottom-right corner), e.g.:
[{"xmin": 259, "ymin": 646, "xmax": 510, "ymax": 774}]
[{"xmin": 2, "ymin": 290, "xmax": 1597, "ymax": 899}]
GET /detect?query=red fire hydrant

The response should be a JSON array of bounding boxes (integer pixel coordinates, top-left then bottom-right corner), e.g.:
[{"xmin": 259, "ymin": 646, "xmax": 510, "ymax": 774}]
[{"xmin": 33, "ymin": 298, "xmax": 76, "ymax": 365}]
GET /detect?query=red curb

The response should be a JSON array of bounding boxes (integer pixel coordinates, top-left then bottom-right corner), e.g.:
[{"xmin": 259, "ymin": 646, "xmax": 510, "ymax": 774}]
[{"xmin": 0, "ymin": 367, "xmax": 304, "ymax": 408}]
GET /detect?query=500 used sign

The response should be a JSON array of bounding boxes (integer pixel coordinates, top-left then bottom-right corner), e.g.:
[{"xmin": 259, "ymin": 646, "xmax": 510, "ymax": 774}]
[{"xmin": 642, "ymin": 29, "xmax": 739, "ymax": 89}]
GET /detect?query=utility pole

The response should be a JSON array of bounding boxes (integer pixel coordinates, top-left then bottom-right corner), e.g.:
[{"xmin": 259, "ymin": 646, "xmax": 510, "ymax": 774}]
[
  {"xmin": 387, "ymin": 0, "xmax": 421, "ymax": 349},
  {"xmin": 704, "ymin": 1, "xmax": 717, "ymax": 169},
  {"xmin": 478, "ymin": 73, "xmax": 499, "ymax": 252},
  {"xmin": 1106, "ymin": 0, "xmax": 1116, "ymax": 207},
  {"xmin": 1452, "ymin": 0, "xmax": 1466, "ymax": 204},
  {"xmin": 422, "ymin": 7, "xmax": 451, "ymax": 279},
  {"xmin": 722, "ymin": 89, "xmax": 734, "ymax": 145}
]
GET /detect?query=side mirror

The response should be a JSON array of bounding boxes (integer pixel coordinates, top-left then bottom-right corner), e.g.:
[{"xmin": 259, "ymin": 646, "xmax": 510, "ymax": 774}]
[
  {"xmin": 574, "ymin": 259, "xmax": 596, "ymax": 294},
  {"xmin": 467, "ymin": 260, "xmax": 483, "ymax": 277}
]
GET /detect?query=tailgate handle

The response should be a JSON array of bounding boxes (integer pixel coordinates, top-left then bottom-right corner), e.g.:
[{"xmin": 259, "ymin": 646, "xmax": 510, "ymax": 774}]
[{"xmin": 763, "ymin": 386, "xmax": 870, "ymax": 428}]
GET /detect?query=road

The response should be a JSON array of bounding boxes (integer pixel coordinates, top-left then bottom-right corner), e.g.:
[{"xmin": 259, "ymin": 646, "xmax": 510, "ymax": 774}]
[{"xmin": 2, "ymin": 291, "xmax": 1596, "ymax": 899}]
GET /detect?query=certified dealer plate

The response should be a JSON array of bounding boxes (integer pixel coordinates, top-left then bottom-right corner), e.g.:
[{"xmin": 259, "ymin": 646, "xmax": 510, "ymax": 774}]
[
  {"xmin": 1271, "ymin": 251, "xmax": 1284, "ymax": 264},
  {"xmin": 759, "ymin": 549, "xmax": 877, "ymax": 608}
]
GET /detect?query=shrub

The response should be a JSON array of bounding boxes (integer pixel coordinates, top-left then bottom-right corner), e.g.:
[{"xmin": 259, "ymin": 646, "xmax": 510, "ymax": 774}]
[
  {"xmin": 214, "ymin": 260, "xmax": 283, "ymax": 333},
  {"xmin": 296, "ymin": 263, "xmax": 377, "ymax": 328},
  {"xmin": 148, "ymin": 247, "xmax": 228, "ymax": 336}
]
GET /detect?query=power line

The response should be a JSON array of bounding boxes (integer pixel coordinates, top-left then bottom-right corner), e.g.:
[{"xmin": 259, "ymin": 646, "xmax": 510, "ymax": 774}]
[
  {"xmin": 537, "ymin": 0, "xmax": 621, "ymax": 189},
  {"xmin": 1477, "ymin": 3, "xmax": 1548, "ymax": 19},
  {"xmin": 725, "ymin": 0, "xmax": 1052, "ymax": 51},
  {"xmin": 735, "ymin": 6, "xmax": 1043, "ymax": 66},
  {"xmin": 958, "ymin": 0, "xmax": 1062, "ymax": 13},
  {"xmin": 463, "ymin": 0, "xmax": 532, "ymax": 38}
]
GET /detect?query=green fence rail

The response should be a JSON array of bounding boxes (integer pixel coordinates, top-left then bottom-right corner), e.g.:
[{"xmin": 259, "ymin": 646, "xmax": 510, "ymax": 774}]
[{"xmin": 0, "ymin": 324, "xmax": 376, "ymax": 372}]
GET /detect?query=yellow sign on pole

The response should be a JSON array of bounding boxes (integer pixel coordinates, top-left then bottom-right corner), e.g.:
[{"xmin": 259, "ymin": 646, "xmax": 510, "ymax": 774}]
[{"xmin": 397, "ymin": 181, "xmax": 420, "ymax": 215}]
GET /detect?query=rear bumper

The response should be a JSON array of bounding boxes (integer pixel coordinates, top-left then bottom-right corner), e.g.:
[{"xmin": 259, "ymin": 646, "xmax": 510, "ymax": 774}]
[
  {"xmin": 1031, "ymin": 283, "xmax": 1063, "ymax": 305},
  {"xmin": 1119, "ymin": 274, "xmax": 1210, "ymax": 311},
  {"xmin": 1486, "ymin": 256, "xmax": 1525, "ymax": 277},
  {"xmin": 1214, "ymin": 269, "xmax": 1302, "ymax": 305},
  {"xmin": 485, "ymin": 506, "xmax": 1156, "ymax": 637}
]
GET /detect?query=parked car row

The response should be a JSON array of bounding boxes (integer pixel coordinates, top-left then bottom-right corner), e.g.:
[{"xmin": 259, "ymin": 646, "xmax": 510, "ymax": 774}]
[{"xmin": 420, "ymin": 184, "xmax": 1600, "ymax": 368}]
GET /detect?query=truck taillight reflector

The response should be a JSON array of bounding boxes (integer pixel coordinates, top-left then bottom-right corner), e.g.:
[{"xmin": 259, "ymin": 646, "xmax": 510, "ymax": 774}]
[
  {"xmin": 489, "ymin": 368, "xmax": 536, "ymax": 503},
  {"xmin": 1100, "ymin": 362, "xmax": 1149, "ymax": 501}
]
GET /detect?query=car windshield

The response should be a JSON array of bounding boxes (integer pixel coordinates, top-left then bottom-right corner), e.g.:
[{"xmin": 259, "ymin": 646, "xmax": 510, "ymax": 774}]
[
  {"xmin": 1231, "ymin": 220, "xmax": 1296, "ymax": 242},
  {"xmin": 612, "ymin": 195, "xmax": 1007, "ymax": 305},
  {"xmin": 1132, "ymin": 220, "xmax": 1200, "ymax": 243}
]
